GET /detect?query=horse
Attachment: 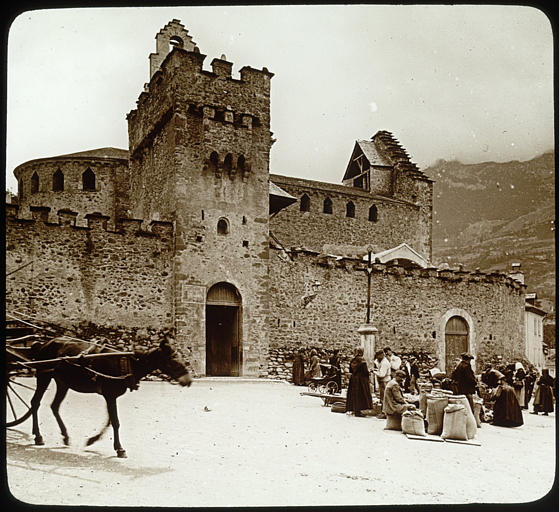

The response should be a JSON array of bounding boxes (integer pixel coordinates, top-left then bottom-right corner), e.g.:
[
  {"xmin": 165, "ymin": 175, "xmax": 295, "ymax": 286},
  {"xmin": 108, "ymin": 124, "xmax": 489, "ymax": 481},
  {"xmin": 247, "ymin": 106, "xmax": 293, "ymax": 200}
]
[{"xmin": 27, "ymin": 336, "xmax": 193, "ymax": 458}]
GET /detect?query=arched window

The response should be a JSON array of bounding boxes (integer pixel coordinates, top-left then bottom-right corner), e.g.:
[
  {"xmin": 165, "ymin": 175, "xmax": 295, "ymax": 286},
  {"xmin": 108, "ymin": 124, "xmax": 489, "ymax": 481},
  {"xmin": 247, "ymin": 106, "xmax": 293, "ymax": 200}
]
[
  {"xmin": 300, "ymin": 194, "xmax": 310, "ymax": 212},
  {"xmin": 82, "ymin": 168, "xmax": 96, "ymax": 191},
  {"xmin": 53, "ymin": 169, "xmax": 64, "ymax": 192},
  {"xmin": 369, "ymin": 204, "xmax": 378, "ymax": 222},
  {"xmin": 217, "ymin": 217, "xmax": 230, "ymax": 235},
  {"xmin": 208, "ymin": 151, "xmax": 219, "ymax": 173},
  {"xmin": 31, "ymin": 172, "xmax": 39, "ymax": 194},
  {"xmin": 323, "ymin": 197, "xmax": 333, "ymax": 214},
  {"xmin": 224, "ymin": 154, "xmax": 233, "ymax": 176},
  {"xmin": 237, "ymin": 155, "xmax": 246, "ymax": 175},
  {"xmin": 346, "ymin": 201, "xmax": 355, "ymax": 218}
]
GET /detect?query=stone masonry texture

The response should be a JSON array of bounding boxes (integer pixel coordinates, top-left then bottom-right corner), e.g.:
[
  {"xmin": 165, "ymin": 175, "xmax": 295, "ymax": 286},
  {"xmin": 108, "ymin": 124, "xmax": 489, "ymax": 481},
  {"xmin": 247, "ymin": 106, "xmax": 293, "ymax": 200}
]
[{"xmin": 6, "ymin": 20, "xmax": 528, "ymax": 381}]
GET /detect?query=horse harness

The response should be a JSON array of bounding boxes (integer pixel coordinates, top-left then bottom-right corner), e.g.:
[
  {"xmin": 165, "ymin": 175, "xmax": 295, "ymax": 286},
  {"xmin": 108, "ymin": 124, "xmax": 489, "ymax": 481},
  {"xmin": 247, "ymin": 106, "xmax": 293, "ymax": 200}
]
[{"xmin": 62, "ymin": 351, "xmax": 139, "ymax": 394}]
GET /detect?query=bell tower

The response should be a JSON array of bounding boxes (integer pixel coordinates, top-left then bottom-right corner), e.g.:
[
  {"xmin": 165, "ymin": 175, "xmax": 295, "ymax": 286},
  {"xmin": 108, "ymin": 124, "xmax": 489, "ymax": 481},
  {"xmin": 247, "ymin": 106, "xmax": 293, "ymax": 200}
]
[{"xmin": 127, "ymin": 21, "xmax": 274, "ymax": 377}]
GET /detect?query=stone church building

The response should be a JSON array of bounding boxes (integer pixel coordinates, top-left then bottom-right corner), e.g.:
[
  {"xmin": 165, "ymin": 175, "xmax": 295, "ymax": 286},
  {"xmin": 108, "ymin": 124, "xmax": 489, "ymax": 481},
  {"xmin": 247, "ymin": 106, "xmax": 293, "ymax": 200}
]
[{"xmin": 6, "ymin": 20, "xmax": 528, "ymax": 379}]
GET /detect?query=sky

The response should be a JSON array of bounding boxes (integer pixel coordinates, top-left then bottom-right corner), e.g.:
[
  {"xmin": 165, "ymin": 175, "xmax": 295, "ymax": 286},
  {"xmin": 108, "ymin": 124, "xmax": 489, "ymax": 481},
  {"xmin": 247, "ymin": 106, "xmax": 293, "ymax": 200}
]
[{"xmin": 4, "ymin": 4, "xmax": 554, "ymax": 193}]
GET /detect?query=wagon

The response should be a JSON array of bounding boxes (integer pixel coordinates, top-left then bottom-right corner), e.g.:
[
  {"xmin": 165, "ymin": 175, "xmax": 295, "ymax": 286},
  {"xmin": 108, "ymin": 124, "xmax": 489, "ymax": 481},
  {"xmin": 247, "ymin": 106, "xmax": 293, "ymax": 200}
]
[{"xmin": 5, "ymin": 333, "xmax": 133, "ymax": 428}]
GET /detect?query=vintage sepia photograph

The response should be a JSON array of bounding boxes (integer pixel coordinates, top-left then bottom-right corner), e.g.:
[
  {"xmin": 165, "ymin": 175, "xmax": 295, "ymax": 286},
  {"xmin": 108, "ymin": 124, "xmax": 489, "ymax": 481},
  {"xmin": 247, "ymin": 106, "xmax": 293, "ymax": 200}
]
[{"xmin": 4, "ymin": 4, "xmax": 555, "ymax": 508}]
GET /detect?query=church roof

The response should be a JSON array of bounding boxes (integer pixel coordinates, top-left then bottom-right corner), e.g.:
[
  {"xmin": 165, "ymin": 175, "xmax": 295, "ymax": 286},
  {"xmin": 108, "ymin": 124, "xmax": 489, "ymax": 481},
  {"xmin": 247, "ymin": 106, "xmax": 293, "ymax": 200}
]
[
  {"xmin": 354, "ymin": 139, "xmax": 391, "ymax": 167},
  {"xmin": 343, "ymin": 131, "xmax": 432, "ymax": 183},
  {"xmin": 54, "ymin": 147, "xmax": 130, "ymax": 160}
]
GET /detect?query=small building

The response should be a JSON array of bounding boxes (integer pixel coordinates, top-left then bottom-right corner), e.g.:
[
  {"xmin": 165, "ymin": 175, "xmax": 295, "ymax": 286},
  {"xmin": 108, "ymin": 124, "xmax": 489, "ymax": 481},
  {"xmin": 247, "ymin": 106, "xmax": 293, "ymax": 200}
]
[{"xmin": 525, "ymin": 293, "xmax": 547, "ymax": 370}]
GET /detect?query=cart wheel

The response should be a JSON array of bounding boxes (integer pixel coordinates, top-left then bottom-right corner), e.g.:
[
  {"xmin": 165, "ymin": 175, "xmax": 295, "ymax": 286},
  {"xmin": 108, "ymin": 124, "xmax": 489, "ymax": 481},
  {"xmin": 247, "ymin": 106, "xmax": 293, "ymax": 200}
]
[
  {"xmin": 5, "ymin": 373, "xmax": 36, "ymax": 427},
  {"xmin": 318, "ymin": 384, "xmax": 328, "ymax": 394},
  {"xmin": 326, "ymin": 381, "xmax": 338, "ymax": 395},
  {"xmin": 308, "ymin": 382, "xmax": 318, "ymax": 392}
]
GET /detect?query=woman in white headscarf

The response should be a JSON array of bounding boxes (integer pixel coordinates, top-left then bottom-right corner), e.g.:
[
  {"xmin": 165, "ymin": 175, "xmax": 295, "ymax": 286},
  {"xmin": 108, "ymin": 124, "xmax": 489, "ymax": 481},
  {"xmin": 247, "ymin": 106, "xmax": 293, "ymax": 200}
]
[{"xmin": 513, "ymin": 362, "xmax": 526, "ymax": 407}]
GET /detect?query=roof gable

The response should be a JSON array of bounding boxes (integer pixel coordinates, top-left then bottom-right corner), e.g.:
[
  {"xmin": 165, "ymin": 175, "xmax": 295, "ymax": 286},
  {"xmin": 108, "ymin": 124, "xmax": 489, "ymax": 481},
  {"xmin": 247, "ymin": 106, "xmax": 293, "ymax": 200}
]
[{"xmin": 365, "ymin": 242, "xmax": 430, "ymax": 268}]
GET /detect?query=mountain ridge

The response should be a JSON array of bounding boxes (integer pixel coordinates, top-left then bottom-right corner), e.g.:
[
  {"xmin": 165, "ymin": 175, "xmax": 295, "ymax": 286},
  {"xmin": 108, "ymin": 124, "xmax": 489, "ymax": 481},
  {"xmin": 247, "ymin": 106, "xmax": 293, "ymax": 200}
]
[{"xmin": 424, "ymin": 151, "xmax": 555, "ymax": 310}]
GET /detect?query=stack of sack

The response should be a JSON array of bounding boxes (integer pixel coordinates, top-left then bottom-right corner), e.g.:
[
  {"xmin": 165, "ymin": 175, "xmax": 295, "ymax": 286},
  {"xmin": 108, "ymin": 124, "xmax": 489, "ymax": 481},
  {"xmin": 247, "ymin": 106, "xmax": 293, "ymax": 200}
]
[{"xmin": 425, "ymin": 390, "xmax": 452, "ymax": 435}]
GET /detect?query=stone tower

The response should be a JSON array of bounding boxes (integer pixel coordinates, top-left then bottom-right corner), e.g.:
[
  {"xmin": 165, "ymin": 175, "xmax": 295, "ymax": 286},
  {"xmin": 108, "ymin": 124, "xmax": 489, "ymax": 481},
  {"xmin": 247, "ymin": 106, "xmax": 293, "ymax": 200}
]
[{"xmin": 127, "ymin": 21, "xmax": 275, "ymax": 377}]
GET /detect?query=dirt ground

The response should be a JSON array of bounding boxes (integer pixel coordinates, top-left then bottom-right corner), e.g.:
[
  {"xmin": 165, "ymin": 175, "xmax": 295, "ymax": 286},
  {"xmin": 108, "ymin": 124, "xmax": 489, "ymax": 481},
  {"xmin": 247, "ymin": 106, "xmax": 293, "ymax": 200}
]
[{"xmin": 5, "ymin": 378, "xmax": 556, "ymax": 507}]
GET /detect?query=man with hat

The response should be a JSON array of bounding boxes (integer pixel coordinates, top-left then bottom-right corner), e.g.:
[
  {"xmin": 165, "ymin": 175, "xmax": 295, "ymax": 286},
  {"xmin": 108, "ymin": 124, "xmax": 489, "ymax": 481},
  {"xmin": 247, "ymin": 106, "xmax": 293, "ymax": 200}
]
[
  {"xmin": 382, "ymin": 369, "xmax": 415, "ymax": 427},
  {"xmin": 451, "ymin": 353, "xmax": 477, "ymax": 414}
]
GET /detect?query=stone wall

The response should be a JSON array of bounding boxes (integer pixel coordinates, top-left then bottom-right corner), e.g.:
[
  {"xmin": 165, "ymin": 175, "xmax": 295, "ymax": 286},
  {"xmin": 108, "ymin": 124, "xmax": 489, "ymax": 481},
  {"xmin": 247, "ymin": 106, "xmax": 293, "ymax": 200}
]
[
  {"xmin": 267, "ymin": 247, "xmax": 526, "ymax": 377},
  {"xmin": 14, "ymin": 157, "xmax": 129, "ymax": 228},
  {"xmin": 270, "ymin": 174, "xmax": 431, "ymax": 260},
  {"xmin": 5, "ymin": 204, "xmax": 175, "ymax": 339},
  {"xmin": 126, "ymin": 45, "xmax": 274, "ymax": 377}
]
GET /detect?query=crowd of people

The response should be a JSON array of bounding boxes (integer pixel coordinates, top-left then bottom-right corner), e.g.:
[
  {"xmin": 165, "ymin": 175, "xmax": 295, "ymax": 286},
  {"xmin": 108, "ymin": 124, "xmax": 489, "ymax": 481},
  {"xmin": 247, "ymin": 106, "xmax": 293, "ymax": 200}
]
[{"xmin": 293, "ymin": 345, "xmax": 556, "ymax": 429}]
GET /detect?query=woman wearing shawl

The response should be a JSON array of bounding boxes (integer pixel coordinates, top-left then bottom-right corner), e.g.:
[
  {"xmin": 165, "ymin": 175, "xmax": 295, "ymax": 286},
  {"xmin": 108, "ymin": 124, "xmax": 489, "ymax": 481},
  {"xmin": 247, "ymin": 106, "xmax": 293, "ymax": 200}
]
[
  {"xmin": 306, "ymin": 349, "xmax": 321, "ymax": 379},
  {"xmin": 345, "ymin": 347, "xmax": 373, "ymax": 417},
  {"xmin": 492, "ymin": 371, "xmax": 524, "ymax": 427},
  {"xmin": 532, "ymin": 369, "xmax": 555, "ymax": 415}
]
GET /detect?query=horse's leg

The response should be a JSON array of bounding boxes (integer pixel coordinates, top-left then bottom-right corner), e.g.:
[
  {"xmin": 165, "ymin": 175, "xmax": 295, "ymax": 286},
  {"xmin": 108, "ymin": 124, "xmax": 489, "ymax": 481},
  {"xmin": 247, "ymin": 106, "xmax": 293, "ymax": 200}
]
[
  {"xmin": 85, "ymin": 417, "xmax": 111, "ymax": 447},
  {"xmin": 106, "ymin": 395, "xmax": 126, "ymax": 458},
  {"xmin": 50, "ymin": 382, "xmax": 70, "ymax": 445},
  {"xmin": 31, "ymin": 372, "xmax": 52, "ymax": 445}
]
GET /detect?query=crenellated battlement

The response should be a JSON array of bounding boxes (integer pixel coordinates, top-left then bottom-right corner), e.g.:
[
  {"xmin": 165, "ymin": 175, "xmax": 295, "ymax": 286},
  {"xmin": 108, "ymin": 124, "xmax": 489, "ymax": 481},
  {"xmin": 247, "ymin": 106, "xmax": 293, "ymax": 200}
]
[
  {"xmin": 6, "ymin": 203, "xmax": 174, "ymax": 240},
  {"xmin": 129, "ymin": 46, "xmax": 273, "ymax": 120},
  {"xmin": 272, "ymin": 245, "xmax": 526, "ymax": 293}
]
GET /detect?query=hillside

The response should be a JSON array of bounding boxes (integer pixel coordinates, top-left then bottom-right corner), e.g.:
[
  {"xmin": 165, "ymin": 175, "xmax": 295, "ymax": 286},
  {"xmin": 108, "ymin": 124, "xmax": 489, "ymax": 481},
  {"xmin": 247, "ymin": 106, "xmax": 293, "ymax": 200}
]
[{"xmin": 424, "ymin": 151, "xmax": 555, "ymax": 309}]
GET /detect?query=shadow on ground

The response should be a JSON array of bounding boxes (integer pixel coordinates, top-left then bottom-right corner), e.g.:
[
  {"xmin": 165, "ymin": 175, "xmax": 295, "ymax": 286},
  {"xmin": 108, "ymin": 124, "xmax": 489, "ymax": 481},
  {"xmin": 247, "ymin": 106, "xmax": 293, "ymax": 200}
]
[{"xmin": 6, "ymin": 428, "xmax": 173, "ymax": 481}]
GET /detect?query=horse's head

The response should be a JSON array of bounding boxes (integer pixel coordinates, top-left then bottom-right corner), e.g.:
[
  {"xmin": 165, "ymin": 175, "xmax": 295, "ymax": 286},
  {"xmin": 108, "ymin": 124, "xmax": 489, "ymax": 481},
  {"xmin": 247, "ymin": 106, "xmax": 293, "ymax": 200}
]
[{"xmin": 154, "ymin": 338, "xmax": 193, "ymax": 387}]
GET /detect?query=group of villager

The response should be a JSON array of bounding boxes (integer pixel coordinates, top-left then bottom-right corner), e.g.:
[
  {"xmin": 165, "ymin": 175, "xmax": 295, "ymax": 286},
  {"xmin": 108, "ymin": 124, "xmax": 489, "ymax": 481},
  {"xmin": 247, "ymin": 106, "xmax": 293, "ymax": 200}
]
[{"xmin": 292, "ymin": 345, "xmax": 555, "ymax": 433}]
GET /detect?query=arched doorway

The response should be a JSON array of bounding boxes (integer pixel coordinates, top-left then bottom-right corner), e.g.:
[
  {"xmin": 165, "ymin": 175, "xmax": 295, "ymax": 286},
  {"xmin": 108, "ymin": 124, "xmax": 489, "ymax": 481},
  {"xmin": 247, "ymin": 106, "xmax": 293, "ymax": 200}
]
[
  {"xmin": 206, "ymin": 282, "xmax": 242, "ymax": 376},
  {"xmin": 444, "ymin": 315, "xmax": 469, "ymax": 372}
]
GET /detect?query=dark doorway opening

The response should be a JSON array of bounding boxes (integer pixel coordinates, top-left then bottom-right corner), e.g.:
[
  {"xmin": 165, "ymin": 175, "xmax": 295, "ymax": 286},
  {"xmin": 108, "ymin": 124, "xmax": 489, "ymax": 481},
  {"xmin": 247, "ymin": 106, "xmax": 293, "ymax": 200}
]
[
  {"xmin": 205, "ymin": 282, "xmax": 242, "ymax": 376},
  {"xmin": 445, "ymin": 315, "xmax": 469, "ymax": 372}
]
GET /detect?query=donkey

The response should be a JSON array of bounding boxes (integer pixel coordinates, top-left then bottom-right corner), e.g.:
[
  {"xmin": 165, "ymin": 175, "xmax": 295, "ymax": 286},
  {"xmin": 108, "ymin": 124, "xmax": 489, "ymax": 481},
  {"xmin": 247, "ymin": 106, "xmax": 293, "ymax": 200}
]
[{"xmin": 28, "ymin": 336, "xmax": 193, "ymax": 458}]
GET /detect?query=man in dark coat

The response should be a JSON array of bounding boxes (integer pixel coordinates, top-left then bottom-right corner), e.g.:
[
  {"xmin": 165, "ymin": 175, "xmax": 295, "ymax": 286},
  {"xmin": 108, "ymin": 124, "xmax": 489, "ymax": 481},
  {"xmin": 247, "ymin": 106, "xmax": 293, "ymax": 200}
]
[
  {"xmin": 292, "ymin": 349, "xmax": 305, "ymax": 386},
  {"xmin": 532, "ymin": 369, "xmax": 555, "ymax": 415},
  {"xmin": 401, "ymin": 356, "xmax": 420, "ymax": 394},
  {"xmin": 345, "ymin": 347, "xmax": 373, "ymax": 417},
  {"xmin": 383, "ymin": 370, "xmax": 414, "ymax": 418},
  {"xmin": 451, "ymin": 353, "xmax": 477, "ymax": 414},
  {"xmin": 492, "ymin": 371, "xmax": 524, "ymax": 427},
  {"xmin": 524, "ymin": 370, "xmax": 537, "ymax": 409}
]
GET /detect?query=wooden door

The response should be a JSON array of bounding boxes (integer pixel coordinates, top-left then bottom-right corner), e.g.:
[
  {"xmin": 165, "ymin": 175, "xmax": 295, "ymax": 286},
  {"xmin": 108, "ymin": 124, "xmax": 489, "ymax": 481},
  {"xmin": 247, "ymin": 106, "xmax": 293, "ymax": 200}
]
[
  {"xmin": 445, "ymin": 316, "xmax": 469, "ymax": 372},
  {"xmin": 206, "ymin": 305, "xmax": 239, "ymax": 376}
]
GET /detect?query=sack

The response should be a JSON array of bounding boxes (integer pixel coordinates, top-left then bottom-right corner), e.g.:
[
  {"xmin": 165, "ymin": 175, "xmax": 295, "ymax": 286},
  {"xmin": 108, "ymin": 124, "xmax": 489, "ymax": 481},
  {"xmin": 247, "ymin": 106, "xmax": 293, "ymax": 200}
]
[
  {"xmin": 331, "ymin": 402, "xmax": 346, "ymax": 413},
  {"xmin": 402, "ymin": 409, "xmax": 426, "ymax": 436},
  {"xmin": 426, "ymin": 395, "xmax": 449, "ymax": 435},
  {"xmin": 441, "ymin": 404, "xmax": 468, "ymax": 440},
  {"xmin": 418, "ymin": 383, "xmax": 433, "ymax": 416},
  {"xmin": 448, "ymin": 396, "xmax": 477, "ymax": 439},
  {"xmin": 384, "ymin": 413, "xmax": 402, "ymax": 431},
  {"xmin": 432, "ymin": 389, "xmax": 454, "ymax": 397},
  {"xmin": 472, "ymin": 397, "xmax": 483, "ymax": 428}
]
